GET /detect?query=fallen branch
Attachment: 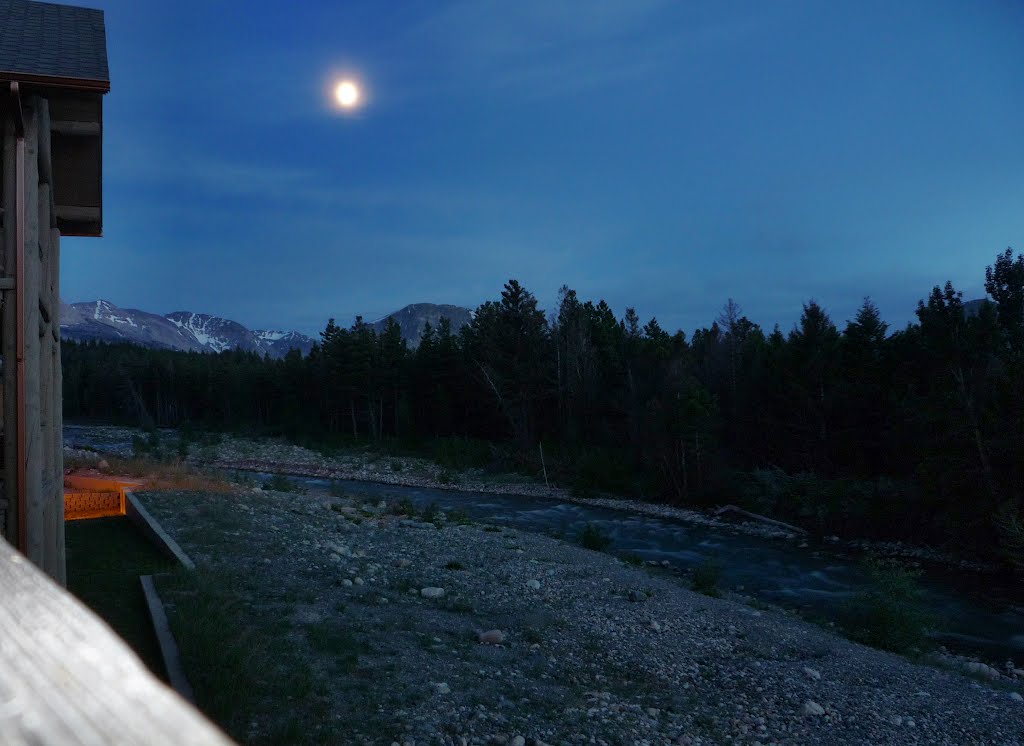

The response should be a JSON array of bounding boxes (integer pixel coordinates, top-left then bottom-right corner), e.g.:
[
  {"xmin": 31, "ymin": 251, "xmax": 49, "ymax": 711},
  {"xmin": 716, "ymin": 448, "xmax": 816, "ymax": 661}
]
[{"xmin": 713, "ymin": 504, "xmax": 807, "ymax": 535}]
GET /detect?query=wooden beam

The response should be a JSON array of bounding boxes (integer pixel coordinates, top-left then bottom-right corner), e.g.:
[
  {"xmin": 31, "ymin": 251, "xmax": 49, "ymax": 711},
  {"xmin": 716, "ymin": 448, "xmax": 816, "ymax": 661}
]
[
  {"xmin": 23, "ymin": 101, "xmax": 43, "ymax": 570},
  {"xmin": 50, "ymin": 120, "xmax": 101, "ymax": 137},
  {"xmin": 54, "ymin": 205, "xmax": 100, "ymax": 222},
  {"xmin": 3, "ymin": 113, "xmax": 18, "ymax": 547},
  {"xmin": 0, "ymin": 535, "xmax": 236, "ymax": 745}
]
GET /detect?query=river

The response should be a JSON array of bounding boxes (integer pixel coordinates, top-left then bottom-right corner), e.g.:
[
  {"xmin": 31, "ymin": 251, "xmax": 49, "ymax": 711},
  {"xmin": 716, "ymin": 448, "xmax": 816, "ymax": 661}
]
[{"xmin": 64, "ymin": 424, "xmax": 1024, "ymax": 665}]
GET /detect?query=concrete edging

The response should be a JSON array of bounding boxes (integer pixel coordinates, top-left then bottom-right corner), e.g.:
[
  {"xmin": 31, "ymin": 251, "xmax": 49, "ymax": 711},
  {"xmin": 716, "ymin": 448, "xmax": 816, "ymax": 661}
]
[
  {"xmin": 125, "ymin": 491, "xmax": 196, "ymax": 570},
  {"xmin": 140, "ymin": 574, "xmax": 196, "ymax": 703}
]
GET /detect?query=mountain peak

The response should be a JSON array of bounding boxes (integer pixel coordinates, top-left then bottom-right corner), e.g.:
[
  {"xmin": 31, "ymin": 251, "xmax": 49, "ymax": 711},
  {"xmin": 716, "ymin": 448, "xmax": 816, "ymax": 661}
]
[
  {"xmin": 369, "ymin": 303, "xmax": 474, "ymax": 347},
  {"xmin": 61, "ymin": 300, "xmax": 316, "ymax": 358}
]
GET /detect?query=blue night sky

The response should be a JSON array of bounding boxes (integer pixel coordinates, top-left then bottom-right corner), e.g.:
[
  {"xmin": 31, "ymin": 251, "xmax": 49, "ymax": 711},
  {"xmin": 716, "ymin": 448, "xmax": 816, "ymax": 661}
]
[{"xmin": 62, "ymin": 0, "xmax": 1024, "ymax": 337}]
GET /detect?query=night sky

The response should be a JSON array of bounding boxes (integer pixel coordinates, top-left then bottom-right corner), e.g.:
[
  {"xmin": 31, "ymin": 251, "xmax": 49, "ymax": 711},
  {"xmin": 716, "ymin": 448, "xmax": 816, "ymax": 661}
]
[{"xmin": 61, "ymin": 0, "xmax": 1024, "ymax": 337}]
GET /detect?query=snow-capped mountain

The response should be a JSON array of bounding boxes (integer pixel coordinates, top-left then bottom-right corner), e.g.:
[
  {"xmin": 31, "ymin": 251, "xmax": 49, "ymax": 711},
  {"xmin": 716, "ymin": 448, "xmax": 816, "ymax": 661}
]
[
  {"xmin": 60, "ymin": 300, "xmax": 316, "ymax": 358},
  {"xmin": 370, "ymin": 303, "xmax": 474, "ymax": 347}
]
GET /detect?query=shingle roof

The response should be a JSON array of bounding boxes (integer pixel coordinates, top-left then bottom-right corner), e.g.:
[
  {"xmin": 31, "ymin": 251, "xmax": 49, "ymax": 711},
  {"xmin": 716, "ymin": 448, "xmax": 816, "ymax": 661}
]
[{"xmin": 0, "ymin": 0, "xmax": 108, "ymax": 88}]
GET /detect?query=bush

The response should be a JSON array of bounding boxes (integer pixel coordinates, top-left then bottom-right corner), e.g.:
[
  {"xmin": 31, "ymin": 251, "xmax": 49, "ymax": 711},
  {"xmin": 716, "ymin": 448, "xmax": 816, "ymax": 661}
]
[
  {"xmin": 436, "ymin": 469, "xmax": 458, "ymax": 485},
  {"xmin": 579, "ymin": 523, "xmax": 612, "ymax": 552},
  {"xmin": 691, "ymin": 557, "xmax": 722, "ymax": 597},
  {"xmin": 390, "ymin": 498, "xmax": 417, "ymax": 517},
  {"xmin": 842, "ymin": 556, "xmax": 933, "ymax": 655},
  {"xmin": 569, "ymin": 448, "xmax": 636, "ymax": 497},
  {"xmin": 421, "ymin": 502, "xmax": 440, "ymax": 524},
  {"xmin": 431, "ymin": 437, "xmax": 493, "ymax": 471}
]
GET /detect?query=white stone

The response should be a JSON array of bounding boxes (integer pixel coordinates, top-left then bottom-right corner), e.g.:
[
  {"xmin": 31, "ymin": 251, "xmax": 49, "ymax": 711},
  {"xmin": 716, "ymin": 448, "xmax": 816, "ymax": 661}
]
[
  {"xmin": 434, "ymin": 682, "xmax": 451, "ymax": 695},
  {"xmin": 963, "ymin": 661, "xmax": 1000, "ymax": 680},
  {"xmin": 1010, "ymin": 692, "xmax": 1024, "ymax": 703},
  {"xmin": 420, "ymin": 587, "xmax": 445, "ymax": 598},
  {"xmin": 526, "ymin": 579, "xmax": 542, "ymax": 590},
  {"xmin": 511, "ymin": 737, "xmax": 526, "ymax": 746},
  {"xmin": 342, "ymin": 579, "xmax": 353, "ymax": 587},
  {"xmin": 801, "ymin": 700, "xmax": 825, "ymax": 716},
  {"xmin": 803, "ymin": 667, "xmax": 821, "ymax": 681},
  {"xmin": 478, "ymin": 629, "xmax": 505, "ymax": 645},
  {"xmin": 354, "ymin": 577, "xmax": 364, "ymax": 586}
]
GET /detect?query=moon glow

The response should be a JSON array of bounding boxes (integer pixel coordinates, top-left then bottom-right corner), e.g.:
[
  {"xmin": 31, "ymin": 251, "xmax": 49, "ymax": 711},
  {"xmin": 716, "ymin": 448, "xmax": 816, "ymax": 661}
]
[{"xmin": 334, "ymin": 80, "xmax": 361, "ymax": 109}]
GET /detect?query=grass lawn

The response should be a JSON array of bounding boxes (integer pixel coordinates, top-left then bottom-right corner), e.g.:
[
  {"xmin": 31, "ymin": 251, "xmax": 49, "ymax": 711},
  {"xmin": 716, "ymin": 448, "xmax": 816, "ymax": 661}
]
[{"xmin": 65, "ymin": 516, "xmax": 180, "ymax": 678}]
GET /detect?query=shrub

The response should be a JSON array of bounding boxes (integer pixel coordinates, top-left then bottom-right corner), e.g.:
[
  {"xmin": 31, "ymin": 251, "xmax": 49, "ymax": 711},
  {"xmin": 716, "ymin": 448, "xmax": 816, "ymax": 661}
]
[
  {"xmin": 390, "ymin": 498, "xmax": 417, "ymax": 517},
  {"xmin": 691, "ymin": 557, "xmax": 722, "ymax": 597},
  {"xmin": 421, "ymin": 502, "xmax": 439, "ymax": 524},
  {"xmin": 579, "ymin": 523, "xmax": 612, "ymax": 552},
  {"xmin": 621, "ymin": 553, "xmax": 644, "ymax": 567},
  {"xmin": 431, "ymin": 437, "xmax": 493, "ymax": 471},
  {"xmin": 436, "ymin": 469, "xmax": 458, "ymax": 485},
  {"xmin": 390, "ymin": 460, "xmax": 404, "ymax": 473},
  {"xmin": 447, "ymin": 509, "xmax": 473, "ymax": 526},
  {"xmin": 842, "ymin": 556, "xmax": 933, "ymax": 655}
]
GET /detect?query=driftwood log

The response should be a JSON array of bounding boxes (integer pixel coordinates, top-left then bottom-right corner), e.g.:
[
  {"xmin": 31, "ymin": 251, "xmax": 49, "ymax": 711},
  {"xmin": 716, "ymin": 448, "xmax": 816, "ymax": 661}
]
[
  {"xmin": 713, "ymin": 504, "xmax": 808, "ymax": 535},
  {"xmin": 0, "ymin": 536, "xmax": 234, "ymax": 745}
]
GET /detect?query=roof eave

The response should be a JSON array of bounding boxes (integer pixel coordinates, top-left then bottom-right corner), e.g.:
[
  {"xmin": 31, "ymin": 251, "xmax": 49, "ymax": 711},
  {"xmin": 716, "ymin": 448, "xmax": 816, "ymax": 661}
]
[{"xmin": 0, "ymin": 70, "xmax": 109, "ymax": 93}]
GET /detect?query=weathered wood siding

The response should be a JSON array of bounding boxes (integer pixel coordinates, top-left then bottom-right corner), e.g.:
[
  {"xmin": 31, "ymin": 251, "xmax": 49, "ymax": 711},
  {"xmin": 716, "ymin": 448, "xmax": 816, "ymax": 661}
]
[{"xmin": 1, "ymin": 96, "xmax": 67, "ymax": 582}]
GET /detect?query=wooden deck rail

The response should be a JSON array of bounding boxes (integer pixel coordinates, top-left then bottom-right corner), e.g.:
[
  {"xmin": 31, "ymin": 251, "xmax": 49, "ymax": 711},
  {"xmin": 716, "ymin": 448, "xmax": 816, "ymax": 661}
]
[{"xmin": 0, "ymin": 536, "xmax": 234, "ymax": 745}]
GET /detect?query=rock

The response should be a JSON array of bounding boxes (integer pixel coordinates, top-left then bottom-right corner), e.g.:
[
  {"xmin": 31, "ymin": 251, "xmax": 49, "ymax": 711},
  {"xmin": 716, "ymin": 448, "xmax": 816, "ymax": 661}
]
[
  {"xmin": 354, "ymin": 577, "xmax": 364, "ymax": 586},
  {"xmin": 511, "ymin": 737, "xmax": 525, "ymax": 746},
  {"xmin": 1010, "ymin": 692, "xmax": 1023, "ymax": 703},
  {"xmin": 420, "ymin": 587, "xmax": 445, "ymax": 598},
  {"xmin": 803, "ymin": 667, "xmax": 821, "ymax": 681},
  {"xmin": 801, "ymin": 700, "xmax": 825, "ymax": 716},
  {"xmin": 329, "ymin": 553, "xmax": 341, "ymax": 562},
  {"xmin": 434, "ymin": 682, "xmax": 451, "ymax": 695},
  {"xmin": 478, "ymin": 629, "xmax": 505, "ymax": 645},
  {"xmin": 526, "ymin": 579, "xmax": 542, "ymax": 590},
  {"xmin": 628, "ymin": 590, "xmax": 648, "ymax": 603},
  {"xmin": 342, "ymin": 579, "xmax": 353, "ymax": 587},
  {"xmin": 963, "ymin": 661, "xmax": 1001, "ymax": 680}
]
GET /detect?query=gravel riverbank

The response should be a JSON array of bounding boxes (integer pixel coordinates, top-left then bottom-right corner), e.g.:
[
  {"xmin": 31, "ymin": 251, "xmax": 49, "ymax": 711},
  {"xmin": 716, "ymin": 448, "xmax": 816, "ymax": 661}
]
[{"xmin": 139, "ymin": 483, "xmax": 1024, "ymax": 746}]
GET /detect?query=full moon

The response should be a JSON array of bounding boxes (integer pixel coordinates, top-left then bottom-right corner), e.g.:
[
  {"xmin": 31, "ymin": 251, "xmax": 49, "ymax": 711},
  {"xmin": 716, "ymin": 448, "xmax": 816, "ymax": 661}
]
[{"xmin": 334, "ymin": 80, "xmax": 360, "ymax": 109}]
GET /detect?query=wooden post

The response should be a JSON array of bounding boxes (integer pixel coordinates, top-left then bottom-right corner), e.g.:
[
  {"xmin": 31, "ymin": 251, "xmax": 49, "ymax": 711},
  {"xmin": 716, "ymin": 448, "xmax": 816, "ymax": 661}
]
[
  {"xmin": 2, "ymin": 117, "xmax": 19, "ymax": 548},
  {"xmin": 22, "ymin": 101, "xmax": 43, "ymax": 569},
  {"xmin": 50, "ymin": 222, "xmax": 64, "ymax": 585},
  {"xmin": 36, "ymin": 97, "xmax": 63, "ymax": 582}
]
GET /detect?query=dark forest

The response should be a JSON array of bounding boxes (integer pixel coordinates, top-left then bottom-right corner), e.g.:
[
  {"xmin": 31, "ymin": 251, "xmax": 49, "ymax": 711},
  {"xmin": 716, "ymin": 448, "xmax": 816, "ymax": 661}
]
[{"xmin": 63, "ymin": 248, "xmax": 1024, "ymax": 567}]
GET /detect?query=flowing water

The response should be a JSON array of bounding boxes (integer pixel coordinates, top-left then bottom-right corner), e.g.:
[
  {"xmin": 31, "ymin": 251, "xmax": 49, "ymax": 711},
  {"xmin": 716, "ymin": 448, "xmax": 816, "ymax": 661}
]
[
  {"xmin": 63, "ymin": 425, "xmax": 1024, "ymax": 664},
  {"xmin": 240, "ymin": 471, "xmax": 1024, "ymax": 664}
]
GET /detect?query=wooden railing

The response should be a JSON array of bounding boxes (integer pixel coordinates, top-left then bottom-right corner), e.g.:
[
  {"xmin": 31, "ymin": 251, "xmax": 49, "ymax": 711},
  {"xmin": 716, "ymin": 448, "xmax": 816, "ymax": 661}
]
[{"xmin": 0, "ymin": 535, "xmax": 234, "ymax": 745}]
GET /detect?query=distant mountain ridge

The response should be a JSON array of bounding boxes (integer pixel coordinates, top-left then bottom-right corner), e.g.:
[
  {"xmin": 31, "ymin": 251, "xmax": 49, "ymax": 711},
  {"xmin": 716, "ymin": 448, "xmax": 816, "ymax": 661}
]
[
  {"xmin": 60, "ymin": 300, "xmax": 316, "ymax": 358},
  {"xmin": 369, "ymin": 303, "xmax": 474, "ymax": 347}
]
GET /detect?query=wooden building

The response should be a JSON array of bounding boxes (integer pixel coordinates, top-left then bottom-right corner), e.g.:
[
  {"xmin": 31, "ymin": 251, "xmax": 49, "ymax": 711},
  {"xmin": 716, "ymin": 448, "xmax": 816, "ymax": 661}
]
[
  {"xmin": 1, "ymin": 0, "xmax": 109, "ymax": 582},
  {"xmin": 0, "ymin": 6, "xmax": 237, "ymax": 742}
]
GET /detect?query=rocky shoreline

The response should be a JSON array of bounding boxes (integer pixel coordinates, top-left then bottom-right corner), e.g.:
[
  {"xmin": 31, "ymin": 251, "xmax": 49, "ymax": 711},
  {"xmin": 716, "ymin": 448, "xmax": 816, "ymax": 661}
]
[
  {"xmin": 139, "ymin": 483, "xmax": 1024, "ymax": 745},
  {"xmin": 63, "ymin": 425, "xmax": 1002, "ymax": 573}
]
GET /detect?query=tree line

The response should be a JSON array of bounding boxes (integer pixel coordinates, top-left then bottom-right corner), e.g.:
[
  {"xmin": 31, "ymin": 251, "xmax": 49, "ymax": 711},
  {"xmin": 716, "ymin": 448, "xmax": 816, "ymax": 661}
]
[{"xmin": 62, "ymin": 249, "xmax": 1024, "ymax": 567}]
